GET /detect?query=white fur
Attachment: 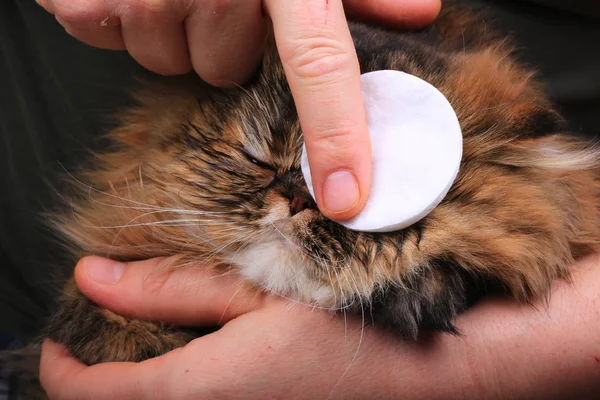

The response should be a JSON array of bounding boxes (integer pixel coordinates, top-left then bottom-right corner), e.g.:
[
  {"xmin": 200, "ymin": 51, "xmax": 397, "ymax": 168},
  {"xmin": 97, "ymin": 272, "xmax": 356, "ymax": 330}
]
[
  {"xmin": 533, "ymin": 143, "xmax": 600, "ymax": 170},
  {"xmin": 231, "ymin": 241, "xmax": 336, "ymax": 307}
]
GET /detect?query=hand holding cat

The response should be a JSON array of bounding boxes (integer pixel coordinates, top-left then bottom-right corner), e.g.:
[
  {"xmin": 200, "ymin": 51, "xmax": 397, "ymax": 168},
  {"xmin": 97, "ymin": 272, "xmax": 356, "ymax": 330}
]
[
  {"xmin": 40, "ymin": 254, "xmax": 600, "ymax": 399},
  {"xmin": 35, "ymin": 0, "xmax": 440, "ymax": 221}
]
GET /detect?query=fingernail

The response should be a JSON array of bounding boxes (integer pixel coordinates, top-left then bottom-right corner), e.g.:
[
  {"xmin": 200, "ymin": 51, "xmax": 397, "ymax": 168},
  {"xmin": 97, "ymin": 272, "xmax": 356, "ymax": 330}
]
[
  {"xmin": 322, "ymin": 170, "xmax": 360, "ymax": 214},
  {"xmin": 86, "ymin": 259, "xmax": 125, "ymax": 284}
]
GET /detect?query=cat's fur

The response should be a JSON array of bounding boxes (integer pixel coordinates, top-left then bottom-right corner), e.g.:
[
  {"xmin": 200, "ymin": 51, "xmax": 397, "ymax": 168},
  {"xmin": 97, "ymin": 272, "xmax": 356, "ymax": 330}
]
[
  {"xmin": 2, "ymin": 2, "xmax": 600, "ymax": 397},
  {"xmin": 47, "ymin": 3, "xmax": 600, "ymax": 354}
]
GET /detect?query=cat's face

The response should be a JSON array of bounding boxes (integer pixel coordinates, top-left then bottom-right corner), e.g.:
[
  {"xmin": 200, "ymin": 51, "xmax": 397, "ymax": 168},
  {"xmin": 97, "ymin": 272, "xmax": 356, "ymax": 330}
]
[{"xmin": 147, "ymin": 61, "xmax": 389, "ymax": 308}]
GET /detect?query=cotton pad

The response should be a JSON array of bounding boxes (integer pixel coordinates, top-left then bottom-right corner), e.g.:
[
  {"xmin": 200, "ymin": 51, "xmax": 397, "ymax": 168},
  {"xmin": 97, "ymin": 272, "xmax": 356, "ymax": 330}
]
[{"xmin": 300, "ymin": 70, "xmax": 463, "ymax": 233}]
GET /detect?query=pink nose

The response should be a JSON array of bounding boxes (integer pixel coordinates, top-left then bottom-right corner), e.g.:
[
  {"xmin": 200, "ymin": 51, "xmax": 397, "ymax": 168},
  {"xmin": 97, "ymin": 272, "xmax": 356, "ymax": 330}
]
[{"xmin": 289, "ymin": 191, "xmax": 315, "ymax": 216}]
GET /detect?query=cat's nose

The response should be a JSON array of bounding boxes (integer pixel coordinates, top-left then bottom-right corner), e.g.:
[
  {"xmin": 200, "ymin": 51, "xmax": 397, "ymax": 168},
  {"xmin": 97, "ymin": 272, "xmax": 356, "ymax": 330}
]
[{"xmin": 287, "ymin": 190, "xmax": 316, "ymax": 216}]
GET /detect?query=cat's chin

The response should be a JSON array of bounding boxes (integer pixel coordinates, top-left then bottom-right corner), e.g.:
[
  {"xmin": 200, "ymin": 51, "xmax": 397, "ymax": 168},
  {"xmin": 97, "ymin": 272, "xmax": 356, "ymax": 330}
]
[{"xmin": 230, "ymin": 241, "xmax": 338, "ymax": 308}]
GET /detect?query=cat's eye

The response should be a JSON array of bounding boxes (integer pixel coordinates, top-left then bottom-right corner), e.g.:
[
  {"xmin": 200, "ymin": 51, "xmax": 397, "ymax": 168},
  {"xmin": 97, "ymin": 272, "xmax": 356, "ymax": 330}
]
[{"xmin": 240, "ymin": 148, "xmax": 275, "ymax": 171}]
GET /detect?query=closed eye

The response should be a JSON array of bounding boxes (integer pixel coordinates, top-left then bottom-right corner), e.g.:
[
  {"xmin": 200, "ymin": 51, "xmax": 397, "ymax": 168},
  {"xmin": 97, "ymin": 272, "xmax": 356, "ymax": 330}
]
[{"xmin": 240, "ymin": 149, "xmax": 275, "ymax": 171}]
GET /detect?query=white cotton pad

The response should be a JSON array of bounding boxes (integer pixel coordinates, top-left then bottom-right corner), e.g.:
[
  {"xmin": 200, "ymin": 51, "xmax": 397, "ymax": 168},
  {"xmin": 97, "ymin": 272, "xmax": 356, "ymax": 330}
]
[{"xmin": 300, "ymin": 70, "xmax": 463, "ymax": 233}]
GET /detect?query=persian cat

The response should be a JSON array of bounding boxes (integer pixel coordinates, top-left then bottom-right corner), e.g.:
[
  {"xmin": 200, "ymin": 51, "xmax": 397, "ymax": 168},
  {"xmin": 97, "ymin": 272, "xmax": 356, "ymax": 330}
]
[
  {"xmin": 2, "ymin": 2, "xmax": 599, "ymax": 397},
  {"xmin": 47, "ymin": 2, "xmax": 600, "ymax": 360}
]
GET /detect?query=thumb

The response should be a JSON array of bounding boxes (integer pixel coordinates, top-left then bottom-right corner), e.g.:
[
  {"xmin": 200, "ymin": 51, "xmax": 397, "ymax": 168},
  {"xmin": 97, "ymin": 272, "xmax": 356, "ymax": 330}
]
[{"xmin": 73, "ymin": 256, "xmax": 267, "ymax": 326}]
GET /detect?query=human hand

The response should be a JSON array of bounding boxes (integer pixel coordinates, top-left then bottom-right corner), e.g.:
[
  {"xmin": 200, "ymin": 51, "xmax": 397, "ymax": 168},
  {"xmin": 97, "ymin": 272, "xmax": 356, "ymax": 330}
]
[
  {"xmin": 40, "ymin": 252, "xmax": 600, "ymax": 399},
  {"xmin": 36, "ymin": 0, "xmax": 441, "ymax": 221}
]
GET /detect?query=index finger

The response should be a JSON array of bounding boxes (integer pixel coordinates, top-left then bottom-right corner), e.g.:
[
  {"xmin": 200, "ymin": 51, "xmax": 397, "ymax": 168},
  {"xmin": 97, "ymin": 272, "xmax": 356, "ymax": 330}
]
[{"xmin": 264, "ymin": 0, "xmax": 372, "ymax": 221}]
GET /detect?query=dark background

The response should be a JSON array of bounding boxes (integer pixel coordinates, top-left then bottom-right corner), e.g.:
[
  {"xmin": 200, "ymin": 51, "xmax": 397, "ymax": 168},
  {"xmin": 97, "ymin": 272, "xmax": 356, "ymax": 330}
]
[{"xmin": 1, "ymin": 0, "xmax": 599, "ymax": 346}]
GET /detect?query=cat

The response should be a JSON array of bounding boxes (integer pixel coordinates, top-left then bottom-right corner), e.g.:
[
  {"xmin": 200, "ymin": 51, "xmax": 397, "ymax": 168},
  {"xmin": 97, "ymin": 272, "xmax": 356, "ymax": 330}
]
[{"xmin": 2, "ymin": 2, "xmax": 600, "ymax": 397}]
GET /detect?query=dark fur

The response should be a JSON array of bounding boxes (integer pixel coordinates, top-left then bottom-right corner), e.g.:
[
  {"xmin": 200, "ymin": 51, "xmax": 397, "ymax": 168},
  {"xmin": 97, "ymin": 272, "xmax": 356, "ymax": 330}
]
[
  {"xmin": 3, "ymin": 3, "xmax": 600, "ymax": 397},
  {"xmin": 48, "ymin": 280, "xmax": 198, "ymax": 364}
]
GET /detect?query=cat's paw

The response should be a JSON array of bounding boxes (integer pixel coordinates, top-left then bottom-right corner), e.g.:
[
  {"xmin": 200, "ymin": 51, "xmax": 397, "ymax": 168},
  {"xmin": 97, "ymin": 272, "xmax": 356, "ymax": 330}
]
[
  {"xmin": 368, "ymin": 260, "xmax": 486, "ymax": 340},
  {"xmin": 47, "ymin": 279, "xmax": 195, "ymax": 365}
]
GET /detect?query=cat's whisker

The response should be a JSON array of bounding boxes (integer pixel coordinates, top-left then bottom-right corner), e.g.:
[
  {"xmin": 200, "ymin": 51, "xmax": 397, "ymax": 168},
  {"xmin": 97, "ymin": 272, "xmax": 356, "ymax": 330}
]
[
  {"xmin": 123, "ymin": 174, "xmax": 132, "ymax": 199},
  {"xmin": 206, "ymin": 268, "xmax": 237, "ymax": 281},
  {"xmin": 104, "ymin": 215, "xmax": 213, "ymax": 257},
  {"xmin": 188, "ymin": 226, "xmax": 242, "ymax": 242},
  {"xmin": 173, "ymin": 228, "xmax": 243, "ymax": 258},
  {"xmin": 62, "ymin": 163, "xmax": 229, "ymax": 217},
  {"xmin": 79, "ymin": 219, "xmax": 210, "ymax": 230},
  {"xmin": 268, "ymin": 222, "xmax": 325, "ymax": 265},
  {"xmin": 266, "ymin": 291, "xmax": 346, "ymax": 311},
  {"xmin": 135, "ymin": 234, "xmax": 254, "ymax": 287},
  {"xmin": 327, "ymin": 267, "xmax": 366, "ymax": 400},
  {"xmin": 322, "ymin": 258, "xmax": 339, "ymax": 314},
  {"xmin": 84, "ymin": 195, "xmax": 227, "ymax": 215},
  {"xmin": 99, "ymin": 202, "xmax": 237, "ymax": 257},
  {"xmin": 217, "ymin": 284, "xmax": 245, "ymax": 326},
  {"xmin": 201, "ymin": 234, "xmax": 251, "ymax": 264},
  {"xmin": 331, "ymin": 267, "xmax": 347, "ymax": 337},
  {"xmin": 59, "ymin": 162, "xmax": 163, "ymax": 210},
  {"xmin": 138, "ymin": 165, "xmax": 144, "ymax": 193},
  {"xmin": 103, "ymin": 219, "xmax": 241, "ymax": 256}
]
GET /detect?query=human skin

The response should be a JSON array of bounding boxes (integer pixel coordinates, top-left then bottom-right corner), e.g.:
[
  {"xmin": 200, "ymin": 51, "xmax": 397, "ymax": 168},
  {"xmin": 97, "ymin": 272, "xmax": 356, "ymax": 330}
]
[
  {"xmin": 40, "ymin": 251, "xmax": 600, "ymax": 399},
  {"xmin": 35, "ymin": 0, "xmax": 442, "ymax": 221}
]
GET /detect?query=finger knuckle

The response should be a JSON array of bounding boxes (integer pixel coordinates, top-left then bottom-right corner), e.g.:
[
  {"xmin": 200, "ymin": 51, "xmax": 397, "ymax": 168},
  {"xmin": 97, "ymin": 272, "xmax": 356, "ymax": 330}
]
[
  {"xmin": 308, "ymin": 126, "xmax": 363, "ymax": 164},
  {"xmin": 122, "ymin": 0, "xmax": 187, "ymax": 24},
  {"xmin": 313, "ymin": 125, "xmax": 359, "ymax": 147},
  {"xmin": 141, "ymin": 269, "xmax": 173, "ymax": 297},
  {"xmin": 287, "ymin": 35, "xmax": 352, "ymax": 83},
  {"xmin": 128, "ymin": 0, "xmax": 169, "ymax": 13}
]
